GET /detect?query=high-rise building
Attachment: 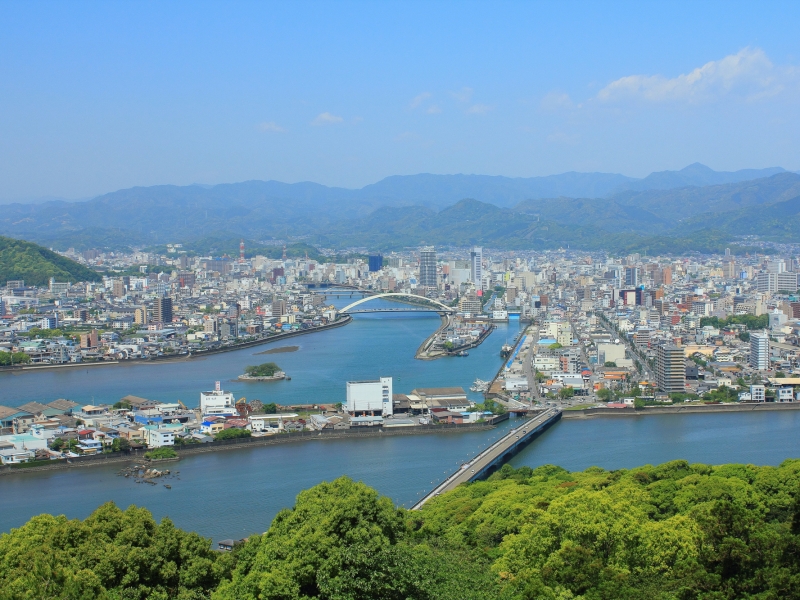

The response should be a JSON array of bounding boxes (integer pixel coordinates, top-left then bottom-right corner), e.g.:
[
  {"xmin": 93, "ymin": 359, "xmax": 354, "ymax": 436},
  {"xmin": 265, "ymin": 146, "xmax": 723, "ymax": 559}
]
[
  {"xmin": 458, "ymin": 293, "xmax": 483, "ymax": 314},
  {"xmin": 134, "ymin": 307, "xmax": 148, "ymax": 325},
  {"xmin": 153, "ymin": 297, "xmax": 173, "ymax": 324},
  {"xmin": 419, "ymin": 246, "xmax": 437, "ymax": 288},
  {"xmin": 749, "ymin": 332, "xmax": 770, "ymax": 371},
  {"xmin": 624, "ymin": 266, "xmax": 639, "ymax": 287},
  {"xmin": 368, "ymin": 254, "xmax": 383, "ymax": 272},
  {"xmin": 470, "ymin": 247, "xmax": 483, "ymax": 287},
  {"xmin": 112, "ymin": 278, "xmax": 126, "ymax": 298},
  {"xmin": 656, "ymin": 344, "xmax": 685, "ymax": 393}
]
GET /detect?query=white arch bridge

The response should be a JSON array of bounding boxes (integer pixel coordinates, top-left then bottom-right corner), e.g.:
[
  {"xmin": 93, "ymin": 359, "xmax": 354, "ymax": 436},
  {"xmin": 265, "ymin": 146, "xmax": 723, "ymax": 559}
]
[{"xmin": 339, "ymin": 292, "xmax": 456, "ymax": 314}]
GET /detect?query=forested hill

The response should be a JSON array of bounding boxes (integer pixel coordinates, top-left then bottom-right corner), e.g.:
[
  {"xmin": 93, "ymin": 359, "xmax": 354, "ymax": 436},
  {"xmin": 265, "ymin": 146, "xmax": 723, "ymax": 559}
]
[
  {"xmin": 2, "ymin": 459, "xmax": 800, "ymax": 599},
  {"xmin": 0, "ymin": 164, "xmax": 795, "ymax": 253},
  {"xmin": 0, "ymin": 235, "xmax": 101, "ymax": 287}
]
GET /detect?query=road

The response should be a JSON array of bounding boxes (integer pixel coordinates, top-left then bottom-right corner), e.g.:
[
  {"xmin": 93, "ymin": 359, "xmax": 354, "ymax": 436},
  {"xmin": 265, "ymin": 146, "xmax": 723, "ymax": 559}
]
[{"xmin": 412, "ymin": 408, "xmax": 561, "ymax": 509}]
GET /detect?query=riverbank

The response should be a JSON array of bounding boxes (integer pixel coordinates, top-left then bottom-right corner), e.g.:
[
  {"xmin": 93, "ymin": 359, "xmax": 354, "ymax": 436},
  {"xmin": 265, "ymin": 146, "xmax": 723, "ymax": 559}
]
[
  {"xmin": 0, "ymin": 420, "xmax": 500, "ymax": 477},
  {"xmin": 0, "ymin": 316, "xmax": 352, "ymax": 375},
  {"xmin": 561, "ymin": 402, "xmax": 800, "ymax": 419}
]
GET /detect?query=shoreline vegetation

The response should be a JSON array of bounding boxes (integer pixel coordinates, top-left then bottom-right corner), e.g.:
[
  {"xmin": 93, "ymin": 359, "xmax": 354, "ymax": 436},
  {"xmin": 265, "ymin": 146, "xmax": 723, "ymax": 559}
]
[
  {"xmin": 3, "ymin": 458, "xmax": 800, "ymax": 599},
  {"xmin": 238, "ymin": 361, "xmax": 286, "ymax": 381}
]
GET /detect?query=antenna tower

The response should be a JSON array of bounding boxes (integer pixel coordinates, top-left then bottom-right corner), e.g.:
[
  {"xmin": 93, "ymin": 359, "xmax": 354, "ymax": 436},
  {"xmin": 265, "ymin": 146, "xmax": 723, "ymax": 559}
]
[{"xmin": 239, "ymin": 239, "xmax": 245, "ymax": 263}]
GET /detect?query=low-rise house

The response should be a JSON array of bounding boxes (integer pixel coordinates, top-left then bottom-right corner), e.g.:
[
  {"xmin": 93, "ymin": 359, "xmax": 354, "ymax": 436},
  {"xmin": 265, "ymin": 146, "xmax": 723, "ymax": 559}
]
[
  {"xmin": 0, "ymin": 447, "xmax": 35, "ymax": 465},
  {"xmin": 142, "ymin": 425, "xmax": 176, "ymax": 448}
]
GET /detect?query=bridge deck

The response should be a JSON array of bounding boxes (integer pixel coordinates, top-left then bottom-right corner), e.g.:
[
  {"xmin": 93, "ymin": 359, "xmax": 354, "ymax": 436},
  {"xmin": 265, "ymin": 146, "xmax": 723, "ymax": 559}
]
[{"xmin": 411, "ymin": 408, "xmax": 561, "ymax": 509}]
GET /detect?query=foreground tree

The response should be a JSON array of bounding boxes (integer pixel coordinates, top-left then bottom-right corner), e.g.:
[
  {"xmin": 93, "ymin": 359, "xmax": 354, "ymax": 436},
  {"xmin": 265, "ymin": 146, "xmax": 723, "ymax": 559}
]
[{"xmin": 0, "ymin": 502, "xmax": 227, "ymax": 599}]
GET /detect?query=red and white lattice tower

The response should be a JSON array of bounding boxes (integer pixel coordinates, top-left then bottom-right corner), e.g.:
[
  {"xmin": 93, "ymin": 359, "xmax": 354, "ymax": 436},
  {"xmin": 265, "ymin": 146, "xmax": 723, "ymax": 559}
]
[{"xmin": 239, "ymin": 239, "xmax": 245, "ymax": 263}]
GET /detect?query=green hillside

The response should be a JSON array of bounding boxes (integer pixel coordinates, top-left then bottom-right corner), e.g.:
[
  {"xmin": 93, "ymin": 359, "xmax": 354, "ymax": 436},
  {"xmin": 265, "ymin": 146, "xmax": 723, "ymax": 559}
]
[
  {"xmin": 2, "ymin": 459, "xmax": 800, "ymax": 599},
  {"xmin": 0, "ymin": 235, "xmax": 101, "ymax": 287}
]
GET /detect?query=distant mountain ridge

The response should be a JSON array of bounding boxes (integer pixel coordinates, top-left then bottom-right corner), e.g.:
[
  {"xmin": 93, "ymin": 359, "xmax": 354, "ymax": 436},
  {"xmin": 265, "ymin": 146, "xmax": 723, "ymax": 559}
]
[
  {"xmin": 0, "ymin": 164, "xmax": 796, "ymax": 254},
  {"xmin": 611, "ymin": 163, "xmax": 786, "ymax": 193}
]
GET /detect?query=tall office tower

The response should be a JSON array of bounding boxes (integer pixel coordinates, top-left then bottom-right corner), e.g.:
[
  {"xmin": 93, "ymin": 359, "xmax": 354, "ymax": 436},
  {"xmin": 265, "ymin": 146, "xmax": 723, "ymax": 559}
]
[
  {"xmin": 656, "ymin": 344, "xmax": 686, "ymax": 393},
  {"xmin": 368, "ymin": 254, "xmax": 383, "ymax": 272},
  {"xmin": 153, "ymin": 297, "xmax": 173, "ymax": 324},
  {"xmin": 470, "ymin": 247, "xmax": 483, "ymax": 286},
  {"xmin": 749, "ymin": 332, "xmax": 770, "ymax": 370},
  {"xmin": 624, "ymin": 266, "xmax": 639, "ymax": 287},
  {"xmin": 419, "ymin": 246, "xmax": 437, "ymax": 288}
]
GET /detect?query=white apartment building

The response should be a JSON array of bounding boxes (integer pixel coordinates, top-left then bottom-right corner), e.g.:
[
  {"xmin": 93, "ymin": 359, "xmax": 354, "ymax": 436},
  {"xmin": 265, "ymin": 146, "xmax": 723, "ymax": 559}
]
[{"xmin": 749, "ymin": 332, "xmax": 770, "ymax": 371}]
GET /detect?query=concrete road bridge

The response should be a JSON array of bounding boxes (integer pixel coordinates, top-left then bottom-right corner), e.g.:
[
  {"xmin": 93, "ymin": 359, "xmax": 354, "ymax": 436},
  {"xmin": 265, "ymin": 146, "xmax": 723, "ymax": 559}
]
[
  {"xmin": 411, "ymin": 408, "xmax": 562, "ymax": 510},
  {"xmin": 339, "ymin": 292, "xmax": 456, "ymax": 314}
]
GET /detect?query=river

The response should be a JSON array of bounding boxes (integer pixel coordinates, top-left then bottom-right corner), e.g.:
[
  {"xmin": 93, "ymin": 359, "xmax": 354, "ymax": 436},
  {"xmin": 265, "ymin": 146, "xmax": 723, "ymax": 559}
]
[{"xmin": 1, "ymin": 299, "xmax": 799, "ymax": 542}]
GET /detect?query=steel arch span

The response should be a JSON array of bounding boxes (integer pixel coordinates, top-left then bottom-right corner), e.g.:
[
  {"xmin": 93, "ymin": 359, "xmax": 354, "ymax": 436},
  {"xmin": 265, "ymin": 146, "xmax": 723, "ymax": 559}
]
[{"xmin": 339, "ymin": 292, "xmax": 455, "ymax": 313}]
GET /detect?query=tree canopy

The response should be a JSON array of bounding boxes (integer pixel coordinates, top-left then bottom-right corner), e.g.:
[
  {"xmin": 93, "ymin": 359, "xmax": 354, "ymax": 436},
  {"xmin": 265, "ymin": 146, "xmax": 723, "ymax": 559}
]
[
  {"xmin": 244, "ymin": 362, "xmax": 281, "ymax": 377},
  {"xmin": 4, "ymin": 461, "xmax": 800, "ymax": 599}
]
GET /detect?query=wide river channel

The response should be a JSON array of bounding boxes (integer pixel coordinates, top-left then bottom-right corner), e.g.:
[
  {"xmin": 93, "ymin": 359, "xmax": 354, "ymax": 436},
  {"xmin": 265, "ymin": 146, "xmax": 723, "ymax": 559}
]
[{"xmin": 2, "ymin": 296, "xmax": 800, "ymax": 542}]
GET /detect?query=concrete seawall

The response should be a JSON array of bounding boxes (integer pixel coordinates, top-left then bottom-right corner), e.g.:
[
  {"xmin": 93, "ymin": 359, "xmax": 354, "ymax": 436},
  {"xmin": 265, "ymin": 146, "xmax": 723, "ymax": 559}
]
[
  {"xmin": 0, "ymin": 316, "xmax": 352, "ymax": 375},
  {"xmin": 562, "ymin": 402, "xmax": 800, "ymax": 419},
  {"xmin": 0, "ymin": 420, "xmax": 500, "ymax": 476}
]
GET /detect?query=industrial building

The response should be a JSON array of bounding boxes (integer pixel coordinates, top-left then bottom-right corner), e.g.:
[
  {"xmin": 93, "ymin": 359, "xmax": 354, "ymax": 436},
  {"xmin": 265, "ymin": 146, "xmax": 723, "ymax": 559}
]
[{"xmin": 345, "ymin": 377, "xmax": 393, "ymax": 416}]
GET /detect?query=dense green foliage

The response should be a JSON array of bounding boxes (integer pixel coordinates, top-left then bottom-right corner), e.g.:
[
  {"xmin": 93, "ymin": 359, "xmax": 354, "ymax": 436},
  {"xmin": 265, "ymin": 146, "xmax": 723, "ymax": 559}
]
[
  {"xmin": 244, "ymin": 362, "xmax": 281, "ymax": 377},
  {"xmin": 0, "ymin": 502, "xmax": 230, "ymax": 599},
  {"xmin": 214, "ymin": 428, "xmax": 252, "ymax": 441},
  {"xmin": 5, "ymin": 461, "xmax": 800, "ymax": 599},
  {"xmin": 0, "ymin": 351, "xmax": 31, "ymax": 365},
  {"xmin": 144, "ymin": 447, "xmax": 178, "ymax": 460},
  {"xmin": 700, "ymin": 314, "xmax": 769, "ymax": 330},
  {"xmin": 0, "ymin": 235, "xmax": 101, "ymax": 286}
]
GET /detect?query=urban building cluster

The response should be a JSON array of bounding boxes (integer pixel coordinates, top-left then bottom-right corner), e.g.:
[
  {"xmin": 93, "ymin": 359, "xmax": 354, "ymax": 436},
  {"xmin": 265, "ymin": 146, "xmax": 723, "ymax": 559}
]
[{"xmin": 0, "ymin": 378, "xmax": 491, "ymax": 464}]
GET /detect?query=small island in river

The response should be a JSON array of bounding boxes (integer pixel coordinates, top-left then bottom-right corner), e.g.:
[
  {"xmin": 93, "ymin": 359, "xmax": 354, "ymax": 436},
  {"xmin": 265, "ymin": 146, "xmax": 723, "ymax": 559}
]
[{"xmin": 237, "ymin": 362, "xmax": 288, "ymax": 381}]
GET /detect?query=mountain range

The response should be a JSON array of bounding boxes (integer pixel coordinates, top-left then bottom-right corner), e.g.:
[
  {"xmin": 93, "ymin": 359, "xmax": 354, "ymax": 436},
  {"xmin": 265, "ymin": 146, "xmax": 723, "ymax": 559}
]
[{"xmin": 1, "ymin": 164, "xmax": 798, "ymax": 255}]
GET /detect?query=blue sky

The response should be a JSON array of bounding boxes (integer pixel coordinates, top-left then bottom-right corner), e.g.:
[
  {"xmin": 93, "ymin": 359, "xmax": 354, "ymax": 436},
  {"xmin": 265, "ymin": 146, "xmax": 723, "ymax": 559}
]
[{"xmin": 1, "ymin": 1, "xmax": 798, "ymax": 201}]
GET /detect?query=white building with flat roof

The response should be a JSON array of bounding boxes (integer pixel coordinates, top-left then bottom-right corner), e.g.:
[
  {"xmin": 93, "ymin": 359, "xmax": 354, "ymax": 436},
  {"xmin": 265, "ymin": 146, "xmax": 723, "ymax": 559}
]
[
  {"xmin": 346, "ymin": 377, "xmax": 393, "ymax": 416},
  {"xmin": 200, "ymin": 381, "xmax": 236, "ymax": 416}
]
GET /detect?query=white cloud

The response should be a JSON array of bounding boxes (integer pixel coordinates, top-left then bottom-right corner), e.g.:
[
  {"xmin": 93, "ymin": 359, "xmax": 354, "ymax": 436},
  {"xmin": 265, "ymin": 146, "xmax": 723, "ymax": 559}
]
[
  {"xmin": 597, "ymin": 47, "xmax": 785, "ymax": 103},
  {"xmin": 257, "ymin": 121, "xmax": 285, "ymax": 133},
  {"xmin": 465, "ymin": 103, "xmax": 492, "ymax": 115},
  {"xmin": 426, "ymin": 104, "xmax": 441, "ymax": 114},
  {"xmin": 311, "ymin": 112, "xmax": 344, "ymax": 125},
  {"xmin": 450, "ymin": 87, "xmax": 474, "ymax": 103},
  {"xmin": 540, "ymin": 91, "xmax": 574, "ymax": 111},
  {"xmin": 409, "ymin": 92, "xmax": 431, "ymax": 109}
]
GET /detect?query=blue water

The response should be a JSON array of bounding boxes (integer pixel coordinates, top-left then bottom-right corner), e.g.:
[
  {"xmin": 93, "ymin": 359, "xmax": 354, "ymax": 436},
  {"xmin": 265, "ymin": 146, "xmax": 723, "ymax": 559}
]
[
  {"xmin": 0, "ymin": 298, "xmax": 518, "ymax": 408},
  {"xmin": 1, "ymin": 304, "xmax": 799, "ymax": 543}
]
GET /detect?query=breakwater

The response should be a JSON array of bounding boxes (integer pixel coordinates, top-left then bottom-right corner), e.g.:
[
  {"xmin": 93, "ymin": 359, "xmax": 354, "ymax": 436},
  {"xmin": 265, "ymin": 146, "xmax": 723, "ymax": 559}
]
[{"xmin": 561, "ymin": 402, "xmax": 800, "ymax": 419}]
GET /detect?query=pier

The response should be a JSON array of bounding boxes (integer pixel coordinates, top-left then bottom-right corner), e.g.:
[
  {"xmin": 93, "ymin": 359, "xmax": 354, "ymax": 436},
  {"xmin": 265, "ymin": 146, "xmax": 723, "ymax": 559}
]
[{"xmin": 411, "ymin": 408, "xmax": 562, "ymax": 509}]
